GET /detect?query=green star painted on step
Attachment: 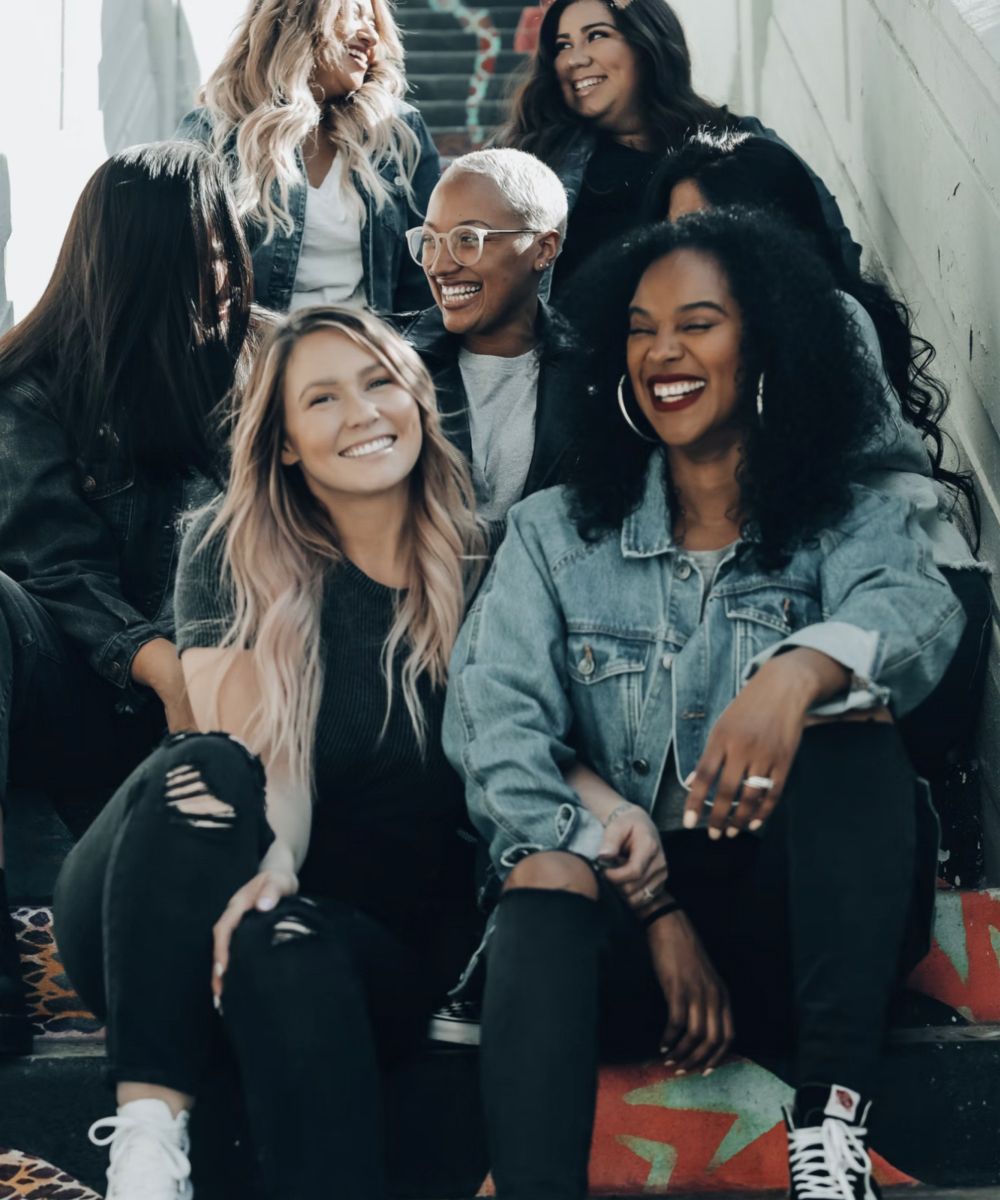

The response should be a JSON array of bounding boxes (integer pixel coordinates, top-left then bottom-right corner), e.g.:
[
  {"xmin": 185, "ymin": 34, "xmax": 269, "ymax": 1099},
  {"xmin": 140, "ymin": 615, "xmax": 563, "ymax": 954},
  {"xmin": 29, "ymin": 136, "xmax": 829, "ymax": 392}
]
[
  {"xmin": 625, "ymin": 1060, "xmax": 793, "ymax": 1169},
  {"xmin": 617, "ymin": 1136, "xmax": 678, "ymax": 1188}
]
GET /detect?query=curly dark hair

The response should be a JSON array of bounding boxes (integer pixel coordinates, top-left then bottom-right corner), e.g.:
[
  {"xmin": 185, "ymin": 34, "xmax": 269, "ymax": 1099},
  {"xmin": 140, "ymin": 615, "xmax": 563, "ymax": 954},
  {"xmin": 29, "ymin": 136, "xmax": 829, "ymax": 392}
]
[
  {"xmin": 643, "ymin": 130, "xmax": 980, "ymax": 544},
  {"xmin": 559, "ymin": 210, "xmax": 887, "ymax": 569},
  {"xmin": 496, "ymin": 0, "xmax": 734, "ymax": 166}
]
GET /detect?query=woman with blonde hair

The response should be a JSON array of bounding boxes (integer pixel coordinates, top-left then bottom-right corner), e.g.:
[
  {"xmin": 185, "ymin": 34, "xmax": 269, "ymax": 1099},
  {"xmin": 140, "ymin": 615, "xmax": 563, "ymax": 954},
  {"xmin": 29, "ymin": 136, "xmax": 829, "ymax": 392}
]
[
  {"xmin": 53, "ymin": 307, "xmax": 486, "ymax": 1200},
  {"xmin": 179, "ymin": 0, "xmax": 440, "ymax": 313}
]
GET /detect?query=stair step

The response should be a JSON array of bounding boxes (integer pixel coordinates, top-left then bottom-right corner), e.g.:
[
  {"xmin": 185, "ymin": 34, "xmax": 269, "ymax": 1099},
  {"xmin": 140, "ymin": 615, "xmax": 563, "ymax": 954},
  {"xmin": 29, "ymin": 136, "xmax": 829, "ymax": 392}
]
[
  {"xmin": 406, "ymin": 49, "xmax": 527, "ymax": 73},
  {"xmin": 398, "ymin": 7, "xmax": 526, "ymax": 29},
  {"xmin": 409, "ymin": 73, "xmax": 514, "ymax": 102},
  {"xmin": 409, "ymin": 98, "xmax": 509, "ymax": 127},
  {"xmin": 7, "ymin": 1033, "xmax": 1000, "ymax": 1195}
]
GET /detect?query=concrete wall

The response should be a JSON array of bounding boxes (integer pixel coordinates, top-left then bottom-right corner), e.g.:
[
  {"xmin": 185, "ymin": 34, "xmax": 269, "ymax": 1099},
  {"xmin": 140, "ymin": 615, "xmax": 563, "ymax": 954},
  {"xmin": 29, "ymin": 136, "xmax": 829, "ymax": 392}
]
[{"xmin": 671, "ymin": 0, "xmax": 1000, "ymax": 877}]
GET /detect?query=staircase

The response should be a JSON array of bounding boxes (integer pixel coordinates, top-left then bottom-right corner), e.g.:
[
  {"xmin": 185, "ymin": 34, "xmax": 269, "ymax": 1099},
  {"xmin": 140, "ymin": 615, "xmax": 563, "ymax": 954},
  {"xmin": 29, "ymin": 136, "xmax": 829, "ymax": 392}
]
[
  {"xmin": 397, "ymin": 0, "xmax": 534, "ymax": 155},
  {"xmin": 4, "ymin": 788, "xmax": 1000, "ymax": 1196}
]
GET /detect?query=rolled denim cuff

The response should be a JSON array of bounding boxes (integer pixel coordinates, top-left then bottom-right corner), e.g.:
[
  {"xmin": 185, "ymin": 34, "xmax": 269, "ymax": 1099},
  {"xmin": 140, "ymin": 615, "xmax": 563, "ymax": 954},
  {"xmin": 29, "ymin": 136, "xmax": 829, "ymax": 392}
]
[
  {"xmin": 742, "ymin": 621, "xmax": 891, "ymax": 715},
  {"xmin": 95, "ymin": 624, "xmax": 171, "ymax": 692},
  {"xmin": 563, "ymin": 807, "xmax": 606, "ymax": 860}
]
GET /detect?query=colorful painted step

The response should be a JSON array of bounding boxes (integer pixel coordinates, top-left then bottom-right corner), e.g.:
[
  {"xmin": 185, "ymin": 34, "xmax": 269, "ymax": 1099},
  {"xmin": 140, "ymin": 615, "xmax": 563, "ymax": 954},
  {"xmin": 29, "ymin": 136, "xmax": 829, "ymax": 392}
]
[
  {"xmin": 0, "ymin": 1149, "xmax": 100, "ymax": 1199},
  {"xmin": 7, "ymin": 892, "xmax": 1000, "ymax": 1195}
]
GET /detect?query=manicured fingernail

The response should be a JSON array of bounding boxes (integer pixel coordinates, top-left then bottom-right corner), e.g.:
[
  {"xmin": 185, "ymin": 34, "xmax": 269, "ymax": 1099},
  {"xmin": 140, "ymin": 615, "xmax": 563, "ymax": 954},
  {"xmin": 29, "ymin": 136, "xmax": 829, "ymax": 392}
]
[
  {"xmin": 214, "ymin": 961, "xmax": 224, "ymax": 977},
  {"xmin": 703, "ymin": 1068, "xmax": 714, "ymax": 1077},
  {"xmin": 726, "ymin": 825, "xmax": 739, "ymax": 839},
  {"xmin": 749, "ymin": 819, "xmax": 763, "ymax": 832},
  {"xmin": 664, "ymin": 1059, "xmax": 675, "ymax": 1067},
  {"xmin": 212, "ymin": 992, "xmax": 221, "ymax": 1013},
  {"xmin": 659, "ymin": 1046, "xmax": 668, "ymax": 1055},
  {"xmin": 682, "ymin": 810, "xmax": 698, "ymax": 830},
  {"xmin": 708, "ymin": 827, "xmax": 722, "ymax": 841},
  {"xmin": 684, "ymin": 772, "xmax": 696, "ymax": 787},
  {"xmin": 257, "ymin": 896, "xmax": 275, "ymax": 911},
  {"xmin": 674, "ymin": 1068, "xmax": 687, "ymax": 1077}
]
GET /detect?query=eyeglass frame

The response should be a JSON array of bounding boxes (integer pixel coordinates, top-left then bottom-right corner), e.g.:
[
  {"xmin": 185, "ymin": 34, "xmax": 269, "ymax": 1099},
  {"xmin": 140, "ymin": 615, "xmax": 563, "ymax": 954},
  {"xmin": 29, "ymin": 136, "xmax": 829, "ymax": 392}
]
[{"xmin": 405, "ymin": 224, "xmax": 543, "ymax": 268}]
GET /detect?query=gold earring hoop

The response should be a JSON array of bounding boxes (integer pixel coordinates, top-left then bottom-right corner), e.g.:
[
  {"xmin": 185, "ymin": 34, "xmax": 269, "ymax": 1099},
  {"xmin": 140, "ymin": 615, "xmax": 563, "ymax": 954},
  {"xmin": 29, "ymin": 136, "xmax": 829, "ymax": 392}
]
[{"xmin": 617, "ymin": 375, "xmax": 658, "ymax": 443}]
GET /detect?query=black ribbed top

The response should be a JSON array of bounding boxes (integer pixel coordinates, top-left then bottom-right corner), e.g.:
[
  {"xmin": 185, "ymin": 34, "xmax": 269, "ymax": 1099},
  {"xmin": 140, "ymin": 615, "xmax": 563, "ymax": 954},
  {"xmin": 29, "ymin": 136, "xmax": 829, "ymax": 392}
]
[{"xmin": 174, "ymin": 510, "xmax": 472, "ymax": 936}]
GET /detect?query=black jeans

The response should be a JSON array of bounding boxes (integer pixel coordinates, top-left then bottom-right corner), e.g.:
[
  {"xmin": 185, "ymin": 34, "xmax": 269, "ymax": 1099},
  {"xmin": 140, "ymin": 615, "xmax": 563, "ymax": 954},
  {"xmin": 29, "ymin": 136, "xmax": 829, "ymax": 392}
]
[
  {"xmin": 480, "ymin": 724, "xmax": 936, "ymax": 1200},
  {"xmin": 53, "ymin": 732, "xmax": 465, "ymax": 1200},
  {"xmin": 0, "ymin": 571, "xmax": 163, "ymax": 816}
]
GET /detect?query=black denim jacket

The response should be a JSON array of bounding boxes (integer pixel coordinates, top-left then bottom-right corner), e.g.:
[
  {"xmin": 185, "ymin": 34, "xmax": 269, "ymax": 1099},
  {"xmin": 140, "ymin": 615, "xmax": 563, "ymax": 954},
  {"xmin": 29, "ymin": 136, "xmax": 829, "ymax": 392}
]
[
  {"xmin": 391, "ymin": 301, "xmax": 581, "ymax": 499},
  {"xmin": 0, "ymin": 374, "xmax": 218, "ymax": 694}
]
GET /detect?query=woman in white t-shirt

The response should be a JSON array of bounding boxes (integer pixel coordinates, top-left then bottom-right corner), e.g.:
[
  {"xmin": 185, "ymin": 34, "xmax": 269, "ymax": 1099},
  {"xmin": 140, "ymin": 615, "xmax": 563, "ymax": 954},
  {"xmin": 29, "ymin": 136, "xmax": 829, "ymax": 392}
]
[{"xmin": 178, "ymin": 0, "xmax": 439, "ymax": 314}]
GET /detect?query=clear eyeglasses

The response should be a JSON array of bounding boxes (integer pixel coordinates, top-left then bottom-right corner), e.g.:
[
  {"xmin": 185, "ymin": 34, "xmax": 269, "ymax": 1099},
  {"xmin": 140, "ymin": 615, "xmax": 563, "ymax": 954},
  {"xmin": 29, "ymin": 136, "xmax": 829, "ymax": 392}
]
[{"xmin": 405, "ymin": 224, "xmax": 540, "ymax": 268}]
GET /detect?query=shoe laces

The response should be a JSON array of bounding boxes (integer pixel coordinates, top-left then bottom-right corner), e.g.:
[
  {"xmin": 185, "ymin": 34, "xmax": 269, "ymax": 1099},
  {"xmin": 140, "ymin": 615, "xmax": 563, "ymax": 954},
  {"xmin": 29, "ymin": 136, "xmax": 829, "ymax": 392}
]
[
  {"xmin": 788, "ymin": 1117, "xmax": 870, "ymax": 1199},
  {"xmin": 89, "ymin": 1110, "xmax": 191, "ymax": 1198}
]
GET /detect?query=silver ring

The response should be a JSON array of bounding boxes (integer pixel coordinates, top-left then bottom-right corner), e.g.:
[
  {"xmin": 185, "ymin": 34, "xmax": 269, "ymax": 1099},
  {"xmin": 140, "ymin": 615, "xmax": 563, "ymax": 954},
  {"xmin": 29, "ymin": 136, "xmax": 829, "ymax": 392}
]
[
  {"xmin": 642, "ymin": 886, "xmax": 657, "ymax": 902},
  {"xmin": 745, "ymin": 775, "xmax": 775, "ymax": 791}
]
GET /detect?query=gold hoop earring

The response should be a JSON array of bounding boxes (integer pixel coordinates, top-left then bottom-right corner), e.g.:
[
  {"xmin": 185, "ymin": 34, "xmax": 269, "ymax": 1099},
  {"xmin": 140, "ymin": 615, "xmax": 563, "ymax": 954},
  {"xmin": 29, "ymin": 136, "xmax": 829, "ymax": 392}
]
[{"xmin": 617, "ymin": 375, "xmax": 658, "ymax": 443}]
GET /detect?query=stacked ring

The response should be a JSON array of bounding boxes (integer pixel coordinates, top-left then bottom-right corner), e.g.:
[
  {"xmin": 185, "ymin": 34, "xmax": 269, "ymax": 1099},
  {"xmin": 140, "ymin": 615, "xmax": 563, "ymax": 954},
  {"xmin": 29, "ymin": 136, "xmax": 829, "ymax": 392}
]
[{"xmin": 744, "ymin": 775, "xmax": 775, "ymax": 790}]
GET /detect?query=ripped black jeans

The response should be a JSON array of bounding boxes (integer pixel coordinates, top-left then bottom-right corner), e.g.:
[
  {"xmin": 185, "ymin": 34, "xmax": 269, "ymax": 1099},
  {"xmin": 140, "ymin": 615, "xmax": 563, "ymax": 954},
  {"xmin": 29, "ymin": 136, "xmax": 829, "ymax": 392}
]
[{"xmin": 53, "ymin": 732, "xmax": 448, "ymax": 1200}]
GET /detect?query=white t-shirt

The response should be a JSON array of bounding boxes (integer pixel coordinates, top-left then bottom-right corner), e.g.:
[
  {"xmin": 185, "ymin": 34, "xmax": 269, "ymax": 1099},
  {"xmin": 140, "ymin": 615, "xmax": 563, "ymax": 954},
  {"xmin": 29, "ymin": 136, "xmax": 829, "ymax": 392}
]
[
  {"xmin": 290, "ymin": 153, "xmax": 366, "ymax": 311},
  {"xmin": 457, "ymin": 346, "xmax": 540, "ymax": 522}
]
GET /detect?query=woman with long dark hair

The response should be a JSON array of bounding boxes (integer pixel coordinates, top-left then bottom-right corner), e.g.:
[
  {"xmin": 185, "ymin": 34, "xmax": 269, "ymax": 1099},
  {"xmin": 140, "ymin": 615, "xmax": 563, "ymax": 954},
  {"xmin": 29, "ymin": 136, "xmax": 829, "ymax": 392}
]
[
  {"xmin": 444, "ymin": 212, "xmax": 962, "ymax": 1199},
  {"xmin": 179, "ymin": 0, "xmax": 439, "ymax": 314},
  {"xmin": 496, "ymin": 0, "xmax": 858, "ymax": 296},
  {"xmin": 0, "ymin": 141, "xmax": 252, "ymax": 1055},
  {"xmin": 54, "ymin": 308, "xmax": 485, "ymax": 1199},
  {"xmin": 645, "ymin": 130, "xmax": 990, "ymax": 876}
]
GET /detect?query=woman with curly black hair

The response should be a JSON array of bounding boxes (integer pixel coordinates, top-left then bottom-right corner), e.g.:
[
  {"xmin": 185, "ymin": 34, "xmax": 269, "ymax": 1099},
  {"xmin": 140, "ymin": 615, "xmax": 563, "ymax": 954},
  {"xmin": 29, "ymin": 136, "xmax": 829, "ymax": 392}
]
[
  {"xmin": 647, "ymin": 130, "xmax": 990, "ymax": 879},
  {"xmin": 443, "ymin": 212, "xmax": 964, "ymax": 1200}
]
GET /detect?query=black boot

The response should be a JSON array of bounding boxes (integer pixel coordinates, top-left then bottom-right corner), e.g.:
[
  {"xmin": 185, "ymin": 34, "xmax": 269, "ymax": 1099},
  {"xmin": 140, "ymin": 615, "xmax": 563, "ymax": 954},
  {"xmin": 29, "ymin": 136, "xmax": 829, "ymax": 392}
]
[
  {"xmin": 784, "ymin": 1084, "xmax": 879, "ymax": 1200},
  {"xmin": 0, "ymin": 868, "xmax": 32, "ymax": 1056}
]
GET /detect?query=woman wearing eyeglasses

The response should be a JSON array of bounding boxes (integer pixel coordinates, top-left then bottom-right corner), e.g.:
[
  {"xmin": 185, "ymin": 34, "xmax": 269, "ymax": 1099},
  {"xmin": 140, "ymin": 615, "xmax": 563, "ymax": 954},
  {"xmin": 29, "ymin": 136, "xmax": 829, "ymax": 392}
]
[{"xmin": 392, "ymin": 148, "xmax": 580, "ymax": 521}]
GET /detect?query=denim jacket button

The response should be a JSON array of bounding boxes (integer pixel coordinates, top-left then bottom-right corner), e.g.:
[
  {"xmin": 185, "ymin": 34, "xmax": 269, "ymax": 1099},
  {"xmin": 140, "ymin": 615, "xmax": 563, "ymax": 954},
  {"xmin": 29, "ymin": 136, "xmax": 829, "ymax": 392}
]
[
  {"xmin": 675, "ymin": 560, "xmax": 692, "ymax": 580},
  {"xmin": 578, "ymin": 646, "xmax": 595, "ymax": 676},
  {"xmin": 632, "ymin": 758, "xmax": 650, "ymax": 776},
  {"xmin": 82, "ymin": 475, "xmax": 97, "ymax": 494},
  {"xmin": 661, "ymin": 653, "xmax": 674, "ymax": 669}
]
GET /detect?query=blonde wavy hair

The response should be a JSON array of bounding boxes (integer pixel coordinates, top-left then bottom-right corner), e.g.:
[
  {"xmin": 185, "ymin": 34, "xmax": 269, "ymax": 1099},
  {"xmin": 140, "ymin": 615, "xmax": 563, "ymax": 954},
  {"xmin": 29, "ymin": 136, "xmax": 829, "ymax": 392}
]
[
  {"xmin": 200, "ymin": 0, "xmax": 420, "ymax": 240},
  {"xmin": 201, "ymin": 306, "xmax": 485, "ymax": 796}
]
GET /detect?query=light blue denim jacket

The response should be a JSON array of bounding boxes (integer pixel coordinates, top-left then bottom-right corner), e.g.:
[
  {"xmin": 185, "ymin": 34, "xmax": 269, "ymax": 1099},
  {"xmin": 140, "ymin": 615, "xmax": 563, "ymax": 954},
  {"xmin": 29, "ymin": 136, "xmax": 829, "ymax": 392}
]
[
  {"xmin": 176, "ymin": 103, "xmax": 438, "ymax": 313},
  {"xmin": 442, "ymin": 453, "xmax": 965, "ymax": 878}
]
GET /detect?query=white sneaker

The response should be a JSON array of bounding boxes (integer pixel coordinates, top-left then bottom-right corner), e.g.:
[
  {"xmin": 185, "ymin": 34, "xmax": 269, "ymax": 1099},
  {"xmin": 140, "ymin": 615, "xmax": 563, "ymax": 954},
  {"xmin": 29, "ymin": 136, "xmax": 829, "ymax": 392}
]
[{"xmin": 89, "ymin": 1098, "xmax": 194, "ymax": 1200}]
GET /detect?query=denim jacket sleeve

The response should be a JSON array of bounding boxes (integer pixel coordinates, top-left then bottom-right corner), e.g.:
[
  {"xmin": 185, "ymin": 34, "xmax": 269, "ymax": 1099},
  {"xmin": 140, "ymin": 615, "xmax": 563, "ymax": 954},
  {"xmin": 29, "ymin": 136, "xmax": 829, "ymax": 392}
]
[
  {"xmin": 0, "ymin": 379, "xmax": 167, "ymax": 688},
  {"xmin": 443, "ymin": 500, "xmax": 605, "ymax": 877},
  {"xmin": 391, "ymin": 109, "xmax": 440, "ymax": 312},
  {"xmin": 743, "ymin": 487, "xmax": 965, "ymax": 717},
  {"xmin": 175, "ymin": 107, "xmax": 215, "ymax": 146}
]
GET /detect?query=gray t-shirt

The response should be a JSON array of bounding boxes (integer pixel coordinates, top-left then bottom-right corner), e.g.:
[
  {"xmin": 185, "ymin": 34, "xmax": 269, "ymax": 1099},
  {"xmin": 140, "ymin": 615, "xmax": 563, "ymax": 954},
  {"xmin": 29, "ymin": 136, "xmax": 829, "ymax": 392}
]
[
  {"xmin": 457, "ymin": 346, "xmax": 540, "ymax": 522},
  {"xmin": 652, "ymin": 544, "xmax": 734, "ymax": 832}
]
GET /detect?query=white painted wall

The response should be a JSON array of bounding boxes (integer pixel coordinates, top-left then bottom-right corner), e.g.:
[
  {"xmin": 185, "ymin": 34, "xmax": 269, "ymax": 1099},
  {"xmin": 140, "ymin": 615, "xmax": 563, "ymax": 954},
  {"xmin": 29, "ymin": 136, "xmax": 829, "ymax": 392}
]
[
  {"xmin": 0, "ymin": 0, "xmax": 245, "ymax": 321},
  {"xmin": 671, "ymin": 0, "xmax": 1000, "ymax": 878}
]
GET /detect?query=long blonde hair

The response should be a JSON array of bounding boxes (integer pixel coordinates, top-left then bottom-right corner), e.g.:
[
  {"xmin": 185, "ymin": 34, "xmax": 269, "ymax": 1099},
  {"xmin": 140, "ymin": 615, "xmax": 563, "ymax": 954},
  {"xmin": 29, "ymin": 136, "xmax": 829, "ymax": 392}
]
[
  {"xmin": 200, "ymin": 0, "xmax": 420, "ymax": 240},
  {"xmin": 201, "ymin": 306, "xmax": 485, "ymax": 795}
]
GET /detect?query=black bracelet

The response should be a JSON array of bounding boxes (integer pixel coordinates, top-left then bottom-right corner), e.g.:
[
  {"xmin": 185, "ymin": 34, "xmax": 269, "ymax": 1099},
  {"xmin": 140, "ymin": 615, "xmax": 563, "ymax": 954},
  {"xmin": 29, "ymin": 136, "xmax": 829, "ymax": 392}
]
[{"xmin": 641, "ymin": 901, "xmax": 682, "ymax": 929}]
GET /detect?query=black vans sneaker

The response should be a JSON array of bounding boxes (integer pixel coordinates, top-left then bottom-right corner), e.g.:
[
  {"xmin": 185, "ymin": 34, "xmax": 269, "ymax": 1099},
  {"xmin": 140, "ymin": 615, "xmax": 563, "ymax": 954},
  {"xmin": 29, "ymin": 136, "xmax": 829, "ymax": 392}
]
[
  {"xmin": 783, "ymin": 1084, "xmax": 879, "ymax": 1200},
  {"xmin": 427, "ymin": 999, "xmax": 481, "ymax": 1046}
]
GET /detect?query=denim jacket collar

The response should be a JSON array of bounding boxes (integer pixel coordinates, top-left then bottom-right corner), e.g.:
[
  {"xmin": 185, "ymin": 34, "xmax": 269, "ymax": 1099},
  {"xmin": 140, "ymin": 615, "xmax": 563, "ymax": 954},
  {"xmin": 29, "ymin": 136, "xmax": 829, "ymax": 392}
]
[{"xmin": 621, "ymin": 452, "xmax": 675, "ymax": 560}]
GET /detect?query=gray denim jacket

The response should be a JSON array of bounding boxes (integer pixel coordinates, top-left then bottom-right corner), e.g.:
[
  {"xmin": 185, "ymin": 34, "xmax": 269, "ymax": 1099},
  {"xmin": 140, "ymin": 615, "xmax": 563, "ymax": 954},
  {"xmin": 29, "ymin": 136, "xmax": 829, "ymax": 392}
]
[
  {"xmin": 443, "ymin": 452, "xmax": 965, "ymax": 878},
  {"xmin": 176, "ymin": 102, "xmax": 439, "ymax": 313},
  {"xmin": 0, "ymin": 374, "xmax": 217, "ymax": 696}
]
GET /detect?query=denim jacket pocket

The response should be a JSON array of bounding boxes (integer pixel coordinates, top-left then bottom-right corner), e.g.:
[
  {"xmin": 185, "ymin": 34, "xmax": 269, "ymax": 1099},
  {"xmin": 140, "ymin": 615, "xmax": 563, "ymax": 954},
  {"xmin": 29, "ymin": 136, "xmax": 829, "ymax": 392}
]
[
  {"xmin": 566, "ymin": 630, "xmax": 650, "ymax": 748},
  {"xmin": 722, "ymin": 583, "xmax": 815, "ymax": 680},
  {"xmin": 79, "ymin": 463, "xmax": 135, "ymax": 548}
]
